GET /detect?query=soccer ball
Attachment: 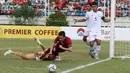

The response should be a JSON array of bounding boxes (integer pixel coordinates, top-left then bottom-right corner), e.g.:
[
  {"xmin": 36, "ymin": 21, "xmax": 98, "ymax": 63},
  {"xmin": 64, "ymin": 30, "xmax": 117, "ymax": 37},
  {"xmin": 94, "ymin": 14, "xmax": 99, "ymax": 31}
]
[{"xmin": 48, "ymin": 64, "xmax": 57, "ymax": 73}]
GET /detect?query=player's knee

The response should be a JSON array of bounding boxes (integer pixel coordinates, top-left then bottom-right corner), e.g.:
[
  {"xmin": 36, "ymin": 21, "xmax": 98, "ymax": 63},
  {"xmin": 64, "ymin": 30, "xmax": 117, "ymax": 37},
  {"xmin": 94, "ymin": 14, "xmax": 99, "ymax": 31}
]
[
  {"xmin": 90, "ymin": 41, "xmax": 94, "ymax": 47},
  {"xmin": 90, "ymin": 43, "xmax": 94, "ymax": 47},
  {"xmin": 96, "ymin": 41, "xmax": 101, "ymax": 45},
  {"xmin": 96, "ymin": 40, "xmax": 101, "ymax": 45},
  {"xmin": 82, "ymin": 38, "xmax": 86, "ymax": 42},
  {"xmin": 82, "ymin": 36, "xmax": 87, "ymax": 42}
]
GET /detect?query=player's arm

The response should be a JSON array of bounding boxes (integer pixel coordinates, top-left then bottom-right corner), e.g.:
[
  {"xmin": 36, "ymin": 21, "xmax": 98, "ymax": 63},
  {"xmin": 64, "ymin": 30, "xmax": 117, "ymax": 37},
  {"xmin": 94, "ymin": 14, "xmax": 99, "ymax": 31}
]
[
  {"xmin": 49, "ymin": 37, "xmax": 59, "ymax": 54},
  {"xmin": 74, "ymin": 12, "xmax": 89, "ymax": 24},
  {"xmin": 59, "ymin": 45, "xmax": 72, "ymax": 52},
  {"xmin": 48, "ymin": 44, "xmax": 54, "ymax": 54},
  {"xmin": 101, "ymin": 16, "xmax": 110, "ymax": 22},
  {"xmin": 74, "ymin": 19, "xmax": 86, "ymax": 22},
  {"xmin": 59, "ymin": 38, "xmax": 72, "ymax": 52},
  {"xmin": 74, "ymin": 19, "xmax": 86, "ymax": 24},
  {"xmin": 49, "ymin": 41, "xmax": 59, "ymax": 54}
]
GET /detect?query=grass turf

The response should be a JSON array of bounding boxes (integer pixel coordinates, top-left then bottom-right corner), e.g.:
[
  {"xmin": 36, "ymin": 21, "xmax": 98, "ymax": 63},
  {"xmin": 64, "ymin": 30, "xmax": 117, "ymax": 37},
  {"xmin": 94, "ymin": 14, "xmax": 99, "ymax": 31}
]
[{"xmin": 0, "ymin": 38, "xmax": 129, "ymax": 73}]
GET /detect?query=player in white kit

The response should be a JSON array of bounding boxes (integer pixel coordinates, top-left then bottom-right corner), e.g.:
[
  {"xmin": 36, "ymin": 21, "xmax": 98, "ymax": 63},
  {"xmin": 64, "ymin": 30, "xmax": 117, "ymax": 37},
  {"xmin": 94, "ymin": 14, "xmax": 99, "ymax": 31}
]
[
  {"xmin": 84, "ymin": 32, "xmax": 97, "ymax": 59},
  {"xmin": 74, "ymin": 3, "xmax": 96, "ymax": 58},
  {"xmin": 74, "ymin": 2, "xmax": 110, "ymax": 59},
  {"xmin": 74, "ymin": 3, "xmax": 92, "ymax": 42},
  {"xmin": 85, "ymin": 2, "xmax": 110, "ymax": 59}
]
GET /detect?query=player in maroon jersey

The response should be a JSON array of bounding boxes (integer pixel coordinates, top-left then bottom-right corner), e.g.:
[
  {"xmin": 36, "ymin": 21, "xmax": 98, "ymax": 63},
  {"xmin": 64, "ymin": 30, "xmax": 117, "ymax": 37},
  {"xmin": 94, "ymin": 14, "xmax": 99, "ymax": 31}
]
[
  {"xmin": 40, "ymin": 31, "xmax": 72, "ymax": 61},
  {"xmin": 4, "ymin": 31, "xmax": 72, "ymax": 61}
]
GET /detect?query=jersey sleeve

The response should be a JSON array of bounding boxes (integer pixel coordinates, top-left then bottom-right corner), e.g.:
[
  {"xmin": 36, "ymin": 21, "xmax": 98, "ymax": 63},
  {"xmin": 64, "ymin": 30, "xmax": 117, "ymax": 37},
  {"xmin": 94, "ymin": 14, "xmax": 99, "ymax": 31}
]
[
  {"xmin": 54, "ymin": 36, "xmax": 59, "ymax": 44},
  {"xmin": 100, "ymin": 11, "xmax": 104, "ymax": 18},
  {"xmin": 67, "ymin": 38, "xmax": 72, "ymax": 48},
  {"xmin": 84, "ymin": 12, "xmax": 89, "ymax": 20}
]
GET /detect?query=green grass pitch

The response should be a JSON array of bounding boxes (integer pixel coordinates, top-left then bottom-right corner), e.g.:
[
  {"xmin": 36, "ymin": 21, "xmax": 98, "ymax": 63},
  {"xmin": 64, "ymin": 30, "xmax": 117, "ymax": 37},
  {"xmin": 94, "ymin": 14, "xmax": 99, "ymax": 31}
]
[{"xmin": 0, "ymin": 38, "xmax": 130, "ymax": 73}]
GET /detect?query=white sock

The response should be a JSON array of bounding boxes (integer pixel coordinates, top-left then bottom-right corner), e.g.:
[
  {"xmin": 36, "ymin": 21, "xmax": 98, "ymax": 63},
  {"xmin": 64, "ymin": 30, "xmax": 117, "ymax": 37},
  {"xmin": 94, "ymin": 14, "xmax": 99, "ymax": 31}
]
[
  {"xmin": 95, "ymin": 45, "xmax": 101, "ymax": 57},
  {"xmin": 90, "ymin": 46, "xmax": 94, "ymax": 53}
]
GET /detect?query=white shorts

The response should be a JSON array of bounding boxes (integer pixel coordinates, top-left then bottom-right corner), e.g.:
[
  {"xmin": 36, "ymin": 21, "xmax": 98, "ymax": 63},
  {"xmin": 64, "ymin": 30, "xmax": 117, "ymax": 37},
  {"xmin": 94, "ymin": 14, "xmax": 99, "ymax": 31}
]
[
  {"xmin": 85, "ymin": 37, "xmax": 90, "ymax": 45},
  {"xmin": 83, "ymin": 29, "xmax": 89, "ymax": 36},
  {"xmin": 85, "ymin": 38, "xmax": 97, "ymax": 49},
  {"xmin": 88, "ymin": 31, "xmax": 101, "ymax": 41}
]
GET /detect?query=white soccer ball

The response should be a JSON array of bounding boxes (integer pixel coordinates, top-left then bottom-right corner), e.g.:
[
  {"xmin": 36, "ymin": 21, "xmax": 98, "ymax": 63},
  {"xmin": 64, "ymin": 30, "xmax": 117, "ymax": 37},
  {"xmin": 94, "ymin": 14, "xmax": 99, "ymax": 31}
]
[{"xmin": 48, "ymin": 64, "xmax": 57, "ymax": 73}]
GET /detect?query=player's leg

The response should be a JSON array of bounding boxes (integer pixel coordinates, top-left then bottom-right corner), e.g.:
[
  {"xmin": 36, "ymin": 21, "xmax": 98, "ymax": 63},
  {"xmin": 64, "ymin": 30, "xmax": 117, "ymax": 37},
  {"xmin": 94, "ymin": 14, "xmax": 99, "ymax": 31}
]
[
  {"xmin": 34, "ymin": 51, "xmax": 45, "ymax": 61},
  {"xmin": 42, "ymin": 53, "xmax": 56, "ymax": 61},
  {"xmin": 4, "ymin": 50, "xmax": 24, "ymax": 57},
  {"xmin": 34, "ymin": 37, "xmax": 47, "ymax": 51},
  {"xmin": 83, "ymin": 30, "xmax": 89, "ymax": 42},
  {"xmin": 84, "ymin": 37, "xmax": 94, "ymax": 57},
  {"xmin": 89, "ymin": 40, "xmax": 95, "ymax": 58},
  {"xmin": 42, "ymin": 49, "xmax": 61, "ymax": 61},
  {"xmin": 88, "ymin": 35, "xmax": 96, "ymax": 58},
  {"xmin": 94, "ymin": 39, "xmax": 101, "ymax": 59},
  {"xmin": 40, "ymin": 48, "xmax": 59, "ymax": 61},
  {"xmin": 83, "ymin": 35, "xmax": 87, "ymax": 42},
  {"xmin": 95, "ymin": 34, "xmax": 101, "ymax": 59},
  {"xmin": 53, "ymin": 51, "xmax": 62, "ymax": 61},
  {"xmin": 40, "ymin": 48, "xmax": 50, "ymax": 59},
  {"xmin": 4, "ymin": 50, "xmax": 36, "ymax": 60}
]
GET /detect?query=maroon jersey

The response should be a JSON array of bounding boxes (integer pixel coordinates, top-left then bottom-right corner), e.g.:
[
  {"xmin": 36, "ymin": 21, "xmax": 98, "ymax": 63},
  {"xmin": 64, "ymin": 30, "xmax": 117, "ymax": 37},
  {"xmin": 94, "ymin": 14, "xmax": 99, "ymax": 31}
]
[
  {"xmin": 53, "ymin": 36, "xmax": 72, "ymax": 52},
  {"xmin": 40, "ymin": 36, "xmax": 72, "ymax": 60}
]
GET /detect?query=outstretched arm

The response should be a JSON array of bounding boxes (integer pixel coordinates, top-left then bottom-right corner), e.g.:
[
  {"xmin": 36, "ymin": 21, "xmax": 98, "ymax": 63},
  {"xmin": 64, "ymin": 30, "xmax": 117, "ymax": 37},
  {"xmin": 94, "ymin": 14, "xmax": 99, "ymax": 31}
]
[
  {"xmin": 74, "ymin": 19, "xmax": 86, "ymax": 24},
  {"xmin": 74, "ymin": 12, "xmax": 89, "ymax": 24},
  {"xmin": 59, "ymin": 45, "xmax": 72, "ymax": 52},
  {"xmin": 101, "ymin": 16, "xmax": 110, "ymax": 22},
  {"xmin": 48, "ymin": 44, "xmax": 54, "ymax": 54},
  {"xmin": 49, "ymin": 41, "xmax": 59, "ymax": 54}
]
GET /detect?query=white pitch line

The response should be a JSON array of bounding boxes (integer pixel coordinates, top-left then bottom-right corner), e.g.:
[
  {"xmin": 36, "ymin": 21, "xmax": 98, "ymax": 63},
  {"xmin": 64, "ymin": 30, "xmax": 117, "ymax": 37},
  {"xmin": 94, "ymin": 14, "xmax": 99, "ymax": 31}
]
[{"xmin": 60, "ymin": 58, "xmax": 111, "ymax": 73}]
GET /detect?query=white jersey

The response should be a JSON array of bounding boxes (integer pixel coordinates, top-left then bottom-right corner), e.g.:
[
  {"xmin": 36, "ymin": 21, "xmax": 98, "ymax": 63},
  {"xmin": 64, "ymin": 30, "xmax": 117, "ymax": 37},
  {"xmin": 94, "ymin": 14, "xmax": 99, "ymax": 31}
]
[
  {"xmin": 83, "ymin": 10, "xmax": 92, "ymax": 36},
  {"xmin": 84, "ymin": 11, "xmax": 103, "ymax": 33},
  {"xmin": 84, "ymin": 10, "xmax": 93, "ymax": 26}
]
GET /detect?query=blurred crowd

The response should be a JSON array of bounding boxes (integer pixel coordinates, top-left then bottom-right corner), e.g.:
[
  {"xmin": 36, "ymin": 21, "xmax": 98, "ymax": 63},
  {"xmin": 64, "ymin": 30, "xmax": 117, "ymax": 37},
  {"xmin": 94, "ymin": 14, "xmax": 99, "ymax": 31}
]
[
  {"xmin": 115, "ymin": 0, "xmax": 130, "ymax": 17},
  {"xmin": 0, "ymin": 0, "xmax": 130, "ymax": 17}
]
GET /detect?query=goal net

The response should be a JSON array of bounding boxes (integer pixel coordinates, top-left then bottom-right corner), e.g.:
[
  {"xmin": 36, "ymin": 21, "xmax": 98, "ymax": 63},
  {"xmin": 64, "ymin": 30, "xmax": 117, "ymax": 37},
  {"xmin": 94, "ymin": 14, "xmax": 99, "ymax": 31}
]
[{"xmin": 110, "ymin": 0, "xmax": 130, "ymax": 58}]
